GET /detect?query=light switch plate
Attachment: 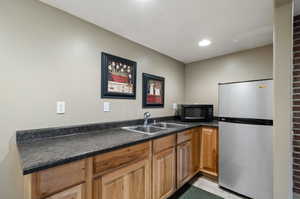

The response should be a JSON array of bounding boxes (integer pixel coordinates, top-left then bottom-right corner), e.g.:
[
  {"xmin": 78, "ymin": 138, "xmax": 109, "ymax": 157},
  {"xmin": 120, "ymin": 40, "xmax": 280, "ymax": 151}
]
[
  {"xmin": 56, "ymin": 101, "xmax": 65, "ymax": 114},
  {"xmin": 172, "ymin": 103, "xmax": 177, "ymax": 110},
  {"xmin": 104, "ymin": 102, "xmax": 111, "ymax": 112}
]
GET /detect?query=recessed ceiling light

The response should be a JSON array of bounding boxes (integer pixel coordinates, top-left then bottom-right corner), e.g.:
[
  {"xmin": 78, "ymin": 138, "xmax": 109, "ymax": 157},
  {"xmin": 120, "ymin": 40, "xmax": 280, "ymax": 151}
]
[{"xmin": 198, "ymin": 39, "xmax": 211, "ymax": 47}]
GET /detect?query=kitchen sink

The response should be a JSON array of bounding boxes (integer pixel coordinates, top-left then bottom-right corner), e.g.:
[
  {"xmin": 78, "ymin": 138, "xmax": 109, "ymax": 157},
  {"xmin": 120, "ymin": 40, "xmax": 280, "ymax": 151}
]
[
  {"xmin": 151, "ymin": 122, "xmax": 188, "ymax": 129},
  {"xmin": 122, "ymin": 125, "xmax": 164, "ymax": 134},
  {"xmin": 122, "ymin": 122, "xmax": 188, "ymax": 135}
]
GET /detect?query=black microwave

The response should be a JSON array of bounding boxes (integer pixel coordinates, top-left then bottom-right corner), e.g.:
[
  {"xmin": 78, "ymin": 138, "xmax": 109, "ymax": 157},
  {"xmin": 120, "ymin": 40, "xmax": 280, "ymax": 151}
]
[{"xmin": 177, "ymin": 104, "xmax": 214, "ymax": 122}]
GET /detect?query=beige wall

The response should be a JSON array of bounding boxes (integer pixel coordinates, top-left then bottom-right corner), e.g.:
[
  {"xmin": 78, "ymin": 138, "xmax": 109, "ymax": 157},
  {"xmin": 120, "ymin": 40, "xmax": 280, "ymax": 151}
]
[
  {"xmin": 0, "ymin": 1, "xmax": 293, "ymax": 199},
  {"xmin": 184, "ymin": 45, "xmax": 273, "ymax": 115},
  {"xmin": 273, "ymin": 1, "xmax": 293, "ymax": 199},
  {"xmin": 0, "ymin": 0, "xmax": 185, "ymax": 198}
]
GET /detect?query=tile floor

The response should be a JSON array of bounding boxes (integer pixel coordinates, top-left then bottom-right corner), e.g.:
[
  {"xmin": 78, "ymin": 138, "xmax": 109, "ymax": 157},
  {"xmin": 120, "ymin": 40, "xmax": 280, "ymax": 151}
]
[{"xmin": 192, "ymin": 177, "xmax": 246, "ymax": 199}]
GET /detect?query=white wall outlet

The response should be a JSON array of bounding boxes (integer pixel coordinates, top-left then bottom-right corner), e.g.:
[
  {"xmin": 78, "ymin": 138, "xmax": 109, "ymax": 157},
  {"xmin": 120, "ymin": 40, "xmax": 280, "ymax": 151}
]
[
  {"xmin": 172, "ymin": 103, "xmax": 177, "ymax": 110},
  {"xmin": 104, "ymin": 102, "xmax": 111, "ymax": 112},
  {"xmin": 56, "ymin": 101, "xmax": 65, "ymax": 114}
]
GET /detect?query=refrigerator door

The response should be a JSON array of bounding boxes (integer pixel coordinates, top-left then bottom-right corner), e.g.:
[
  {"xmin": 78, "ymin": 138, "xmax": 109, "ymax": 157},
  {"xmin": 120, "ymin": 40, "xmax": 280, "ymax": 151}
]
[
  {"xmin": 219, "ymin": 80, "xmax": 273, "ymax": 120},
  {"xmin": 219, "ymin": 121, "xmax": 273, "ymax": 199}
]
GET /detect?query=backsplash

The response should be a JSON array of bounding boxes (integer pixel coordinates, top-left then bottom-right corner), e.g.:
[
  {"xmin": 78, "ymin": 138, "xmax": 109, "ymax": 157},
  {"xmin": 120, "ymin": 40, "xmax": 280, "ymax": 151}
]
[{"xmin": 16, "ymin": 116, "xmax": 176, "ymax": 144}]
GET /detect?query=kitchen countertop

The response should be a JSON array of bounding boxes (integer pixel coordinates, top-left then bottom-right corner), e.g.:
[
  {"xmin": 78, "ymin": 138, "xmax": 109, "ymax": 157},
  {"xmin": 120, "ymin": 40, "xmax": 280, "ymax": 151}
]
[{"xmin": 17, "ymin": 119, "xmax": 218, "ymax": 175}]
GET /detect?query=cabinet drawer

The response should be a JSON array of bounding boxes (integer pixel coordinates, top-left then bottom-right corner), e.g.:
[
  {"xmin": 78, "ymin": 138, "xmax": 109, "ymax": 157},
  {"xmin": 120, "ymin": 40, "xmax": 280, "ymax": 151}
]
[
  {"xmin": 46, "ymin": 184, "xmax": 85, "ymax": 199},
  {"xmin": 153, "ymin": 135, "xmax": 176, "ymax": 154},
  {"xmin": 177, "ymin": 130, "xmax": 193, "ymax": 144},
  {"xmin": 33, "ymin": 160, "xmax": 86, "ymax": 199},
  {"xmin": 93, "ymin": 142, "xmax": 150, "ymax": 175}
]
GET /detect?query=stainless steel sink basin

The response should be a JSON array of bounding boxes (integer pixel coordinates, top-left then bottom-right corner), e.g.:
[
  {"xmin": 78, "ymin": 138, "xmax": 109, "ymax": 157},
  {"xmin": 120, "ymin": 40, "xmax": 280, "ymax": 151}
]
[
  {"xmin": 122, "ymin": 125, "xmax": 164, "ymax": 134},
  {"xmin": 151, "ymin": 122, "xmax": 188, "ymax": 129},
  {"xmin": 122, "ymin": 122, "xmax": 188, "ymax": 135}
]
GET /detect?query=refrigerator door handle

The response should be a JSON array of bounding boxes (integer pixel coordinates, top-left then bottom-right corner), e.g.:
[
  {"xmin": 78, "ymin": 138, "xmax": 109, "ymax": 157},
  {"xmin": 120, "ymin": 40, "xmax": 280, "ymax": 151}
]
[{"xmin": 218, "ymin": 117, "xmax": 273, "ymax": 126}]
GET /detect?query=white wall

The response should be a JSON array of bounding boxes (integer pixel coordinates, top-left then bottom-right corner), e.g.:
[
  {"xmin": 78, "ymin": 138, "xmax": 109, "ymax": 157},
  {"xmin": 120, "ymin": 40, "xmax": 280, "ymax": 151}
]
[
  {"xmin": 185, "ymin": 45, "xmax": 273, "ymax": 115},
  {"xmin": 273, "ymin": 1, "xmax": 293, "ymax": 198},
  {"xmin": 0, "ymin": 0, "xmax": 185, "ymax": 198}
]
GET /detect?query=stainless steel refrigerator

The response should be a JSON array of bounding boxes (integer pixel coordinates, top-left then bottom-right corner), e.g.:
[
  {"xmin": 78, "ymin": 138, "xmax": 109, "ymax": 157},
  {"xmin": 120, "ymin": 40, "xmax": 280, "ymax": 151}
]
[{"xmin": 218, "ymin": 79, "xmax": 273, "ymax": 199}]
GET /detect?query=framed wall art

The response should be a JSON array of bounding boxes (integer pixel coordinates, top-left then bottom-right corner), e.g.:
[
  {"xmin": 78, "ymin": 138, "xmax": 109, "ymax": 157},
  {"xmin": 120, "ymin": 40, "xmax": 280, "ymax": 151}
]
[
  {"xmin": 142, "ymin": 73, "xmax": 165, "ymax": 108},
  {"xmin": 101, "ymin": 52, "xmax": 137, "ymax": 99}
]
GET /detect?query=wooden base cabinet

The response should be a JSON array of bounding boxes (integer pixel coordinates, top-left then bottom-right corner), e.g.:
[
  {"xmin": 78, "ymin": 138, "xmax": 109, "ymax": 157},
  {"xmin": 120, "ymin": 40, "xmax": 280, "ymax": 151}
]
[
  {"xmin": 23, "ymin": 127, "xmax": 219, "ymax": 199},
  {"xmin": 93, "ymin": 159, "xmax": 151, "ymax": 199},
  {"xmin": 200, "ymin": 127, "xmax": 218, "ymax": 177},
  {"xmin": 152, "ymin": 148, "xmax": 176, "ymax": 199},
  {"xmin": 176, "ymin": 141, "xmax": 193, "ymax": 188}
]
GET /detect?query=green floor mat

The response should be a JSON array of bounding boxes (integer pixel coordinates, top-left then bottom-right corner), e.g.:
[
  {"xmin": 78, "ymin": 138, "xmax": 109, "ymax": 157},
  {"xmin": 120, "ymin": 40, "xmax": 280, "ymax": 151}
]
[{"xmin": 169, "ymin": 184, "xmax": 224, "ymax": 199}]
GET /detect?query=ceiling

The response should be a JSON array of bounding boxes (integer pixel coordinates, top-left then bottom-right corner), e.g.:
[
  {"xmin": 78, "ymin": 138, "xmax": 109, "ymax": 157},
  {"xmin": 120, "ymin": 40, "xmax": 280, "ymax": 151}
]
[{"xmin": 40, "ymin": 0, "xmax": 273, "ymax": 63}]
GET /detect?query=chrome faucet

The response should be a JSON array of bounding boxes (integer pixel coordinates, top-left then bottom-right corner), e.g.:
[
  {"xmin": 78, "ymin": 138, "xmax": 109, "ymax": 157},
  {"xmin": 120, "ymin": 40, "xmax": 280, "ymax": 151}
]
[{"xmin": 144, "ymin": 112, "xmax": 151, "ymax": 127}]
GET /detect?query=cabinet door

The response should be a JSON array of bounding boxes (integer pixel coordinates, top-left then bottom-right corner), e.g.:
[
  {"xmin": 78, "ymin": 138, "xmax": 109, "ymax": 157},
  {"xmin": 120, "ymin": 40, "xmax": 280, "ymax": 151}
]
[
  {"xmin": 200, "ymin": 127, "xmax": 218, "ymax": 177},
  {"xmin": 46, "ymin": 184, "xmax": 85, "ymax": 199},
  {"xmin": 192, "ymin": 128, "xmax": 201, "ymax": 174},
  {"xmin": 177, "ymin": 141, "xmax": 192, "ymax": 188},
  {"xmin": 153, "ymin": 148, "xmax": 176, "ymax": 199},
  {"xmin": 93, "ymin": 159, "xmax": 150, "ymax": 199}
]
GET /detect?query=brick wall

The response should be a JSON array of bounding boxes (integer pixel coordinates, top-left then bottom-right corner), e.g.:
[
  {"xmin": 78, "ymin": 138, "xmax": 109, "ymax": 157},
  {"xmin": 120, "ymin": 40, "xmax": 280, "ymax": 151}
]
[{"xmin": 294, "ymin": 15, "xmax": 300, "ymax": 194}]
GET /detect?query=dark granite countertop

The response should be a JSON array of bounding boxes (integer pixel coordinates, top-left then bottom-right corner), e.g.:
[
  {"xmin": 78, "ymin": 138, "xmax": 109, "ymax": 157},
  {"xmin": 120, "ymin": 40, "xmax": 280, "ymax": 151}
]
[{"xmin": 17, "ymin": 118, "xmax": 218, "ymax": 175}]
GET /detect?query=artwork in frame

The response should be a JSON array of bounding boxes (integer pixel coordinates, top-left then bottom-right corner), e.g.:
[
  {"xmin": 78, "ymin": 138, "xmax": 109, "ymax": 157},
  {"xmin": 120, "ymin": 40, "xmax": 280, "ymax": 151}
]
[
  {"xmin": 101, "ymin": 52, "xmax": 137, "ymax": 99},
  {"xmin": 142, "ymin": 73, "xmax": 165, "ymax": 108}
]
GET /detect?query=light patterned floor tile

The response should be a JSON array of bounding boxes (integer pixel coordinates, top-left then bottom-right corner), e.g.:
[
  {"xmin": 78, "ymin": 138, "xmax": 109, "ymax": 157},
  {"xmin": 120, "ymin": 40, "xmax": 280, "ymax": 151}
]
[{"xmin": 192, "ymin": 177, "xmax": 246, "ymax": 199}]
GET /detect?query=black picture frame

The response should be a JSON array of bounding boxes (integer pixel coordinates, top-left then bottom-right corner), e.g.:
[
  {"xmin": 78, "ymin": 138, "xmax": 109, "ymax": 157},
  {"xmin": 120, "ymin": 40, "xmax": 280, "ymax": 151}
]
[
  {"xmin": 142, "ymin": 73, "xmax": 165, "ymax": 108},
  {"xmin": 101, "ymin": 52, "xmax": 137, "ymax": 99}
]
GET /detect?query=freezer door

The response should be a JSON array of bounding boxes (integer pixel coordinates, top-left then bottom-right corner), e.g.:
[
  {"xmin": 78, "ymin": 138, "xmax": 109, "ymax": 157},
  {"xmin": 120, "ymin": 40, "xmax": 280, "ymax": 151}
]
[
  {"xmin": 219, "ymin": 80, "xmax": 273, "ymax": 120},
  {"xmin": 219, "ymin": 122, "xmax": 273, "ymax": 199}
]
